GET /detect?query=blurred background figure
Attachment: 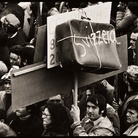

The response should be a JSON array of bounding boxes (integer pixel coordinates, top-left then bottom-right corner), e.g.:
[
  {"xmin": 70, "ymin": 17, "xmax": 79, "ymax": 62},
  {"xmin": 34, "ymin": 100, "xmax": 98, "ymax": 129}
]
[
  {"xmin": 119, "ymin": 65, "xmax": 138, "ymax": 134},
  {"xmin": 9, "ymin": 105, "xmax": 43, "ymax": 136},
  {"xmin": 123, "ymin": 99, "xmax": 138, "ymax": 136},
  {"xmin": 41, "ymin": 103, "xmax": 71, "ymax": 136},
  {"xmin": 0, "ymin": 109, "xmax": 16, "ymax": 136}
]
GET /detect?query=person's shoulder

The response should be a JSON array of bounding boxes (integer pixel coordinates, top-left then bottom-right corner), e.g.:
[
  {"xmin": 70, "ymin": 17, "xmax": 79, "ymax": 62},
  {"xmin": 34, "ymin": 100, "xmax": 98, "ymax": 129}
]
[{"xmin": 99, "ymin": 116, "xmax": 113, "ymax": 127}]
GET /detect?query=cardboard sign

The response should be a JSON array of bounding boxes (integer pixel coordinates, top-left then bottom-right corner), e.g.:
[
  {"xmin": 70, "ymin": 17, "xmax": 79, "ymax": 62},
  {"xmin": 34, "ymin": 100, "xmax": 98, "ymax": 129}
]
[
  {"xmin": 33, "ymin": 24, "xmax": 46, "ymax": 63},
  {"xmin": 47, "ymin": 2, "xmax": 112, "ymax": 68},
  {"xmin": 11, "ymin": 35, "xmax": 127, "ymax": 110}
]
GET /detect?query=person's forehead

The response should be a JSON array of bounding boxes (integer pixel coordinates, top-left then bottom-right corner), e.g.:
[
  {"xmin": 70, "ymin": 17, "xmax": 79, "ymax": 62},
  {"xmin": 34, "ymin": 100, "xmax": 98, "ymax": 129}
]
[
  {"xmin": 127, "ymin": 109, "xmax": 138, "ymax": 114},
  {"xmin": 87, "ymin": 102, "xmax": 97, "ymax": 107},
  {"xmin": 10, "ymin": 53, "xmax": 19, "ymax": 59}
]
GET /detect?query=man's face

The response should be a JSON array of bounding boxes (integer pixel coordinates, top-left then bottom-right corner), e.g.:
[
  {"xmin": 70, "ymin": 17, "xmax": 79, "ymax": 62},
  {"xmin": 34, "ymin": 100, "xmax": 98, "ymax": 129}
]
[
  {"xmin": 16, "ymin": 107, "xmax": 28, "ymax": 117},
  {"xmin": 48, "ymin": 94, "xmax": 63, "ymax": 104},
  {"xmin": 130, "ymin": 33, "xmax": 138, "ymax": 49},
  {"xmin": 86, "ymin": 89, "xmax": 91, "ymax": 99},
  {"xmin": 126, "ymin": 108, "xmax": 138, "ymax": 124},
  {"xmin": 4, "ymin": 80, "xmax": 11, "ymax": 94},
  {"xmin": 10, "ymin": 52, "xmax": 21, "ymax": 66},
  {"xmin": 86, "ymin": 102, "xmax": 101, "ymax": 121}
]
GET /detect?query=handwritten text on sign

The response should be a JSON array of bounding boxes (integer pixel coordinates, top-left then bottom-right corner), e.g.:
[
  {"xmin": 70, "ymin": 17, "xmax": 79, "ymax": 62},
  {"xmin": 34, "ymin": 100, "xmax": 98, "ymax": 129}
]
[
  {"xmin": 73, "ymin": 29, "xmax": 116, "ymax": 58},
  {"xmin": 47, "ymin": 2, "xmax": 112, "ymax": 68}
]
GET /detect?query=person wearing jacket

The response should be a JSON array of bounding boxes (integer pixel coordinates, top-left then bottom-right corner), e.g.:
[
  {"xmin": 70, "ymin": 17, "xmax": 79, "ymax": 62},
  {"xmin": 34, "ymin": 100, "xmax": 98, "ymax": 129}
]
[
  {"xmin": 116, "ymin": 2, "xmax": 138, "ymax": 65},
  {"xmin": 123, "ymin": 99, "xmax": 138, "ymax": 136},
  {"xmin": 70, "ymin": 94, "xmax": 115, "ymax": 136},
  {"xmin": 0, "ymin": 109, "xmax": 16, "ymax": 136},
  {"xmin": 41, "ymin": 103, "xmax": 71, "ymax": 136},
  {"xmin": 9, "ymin": 105, "xmax": 43, "ymax": 136},
  {"xmin": 119, "ymin": 65, "xmax": 138, "ymax": 134}
]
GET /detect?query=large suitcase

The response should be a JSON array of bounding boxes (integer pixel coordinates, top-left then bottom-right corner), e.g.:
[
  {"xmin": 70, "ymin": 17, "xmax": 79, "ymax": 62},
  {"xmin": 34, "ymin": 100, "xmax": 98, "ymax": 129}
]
[{"xmin": 56, "ymin": 19, "xmax": 122, "ymax": 73}]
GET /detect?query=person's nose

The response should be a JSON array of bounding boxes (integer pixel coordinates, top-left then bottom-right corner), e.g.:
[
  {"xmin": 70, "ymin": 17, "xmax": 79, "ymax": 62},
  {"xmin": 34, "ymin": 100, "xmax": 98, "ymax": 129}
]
[
  {"xmin": 42, "ymin": 115, "xmax": 45, "ymax": 119},
  {"xmin": 126, "ymin": 112, "xmax": 130, "ymax": 117},
  {"xmin": 88, "ymin": 107, "xmax": 93, "ymax": 113},
  {"xmin": 5, "ymin": 83, "xmax": 10, "ymax": 88}
]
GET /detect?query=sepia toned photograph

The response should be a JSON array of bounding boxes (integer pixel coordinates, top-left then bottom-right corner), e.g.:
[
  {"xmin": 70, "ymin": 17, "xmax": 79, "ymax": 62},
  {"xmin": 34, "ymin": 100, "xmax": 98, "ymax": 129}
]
[{"xmin": 0, "ymin": 1, "xmax": 137, "ymax": 136}]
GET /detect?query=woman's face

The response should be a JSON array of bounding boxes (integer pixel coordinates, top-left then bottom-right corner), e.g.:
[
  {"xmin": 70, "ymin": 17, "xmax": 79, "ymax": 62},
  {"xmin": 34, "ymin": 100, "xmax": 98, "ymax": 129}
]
[{"xmin": 42, "ymin": 108, "xmax": 51, "ymax": 128}]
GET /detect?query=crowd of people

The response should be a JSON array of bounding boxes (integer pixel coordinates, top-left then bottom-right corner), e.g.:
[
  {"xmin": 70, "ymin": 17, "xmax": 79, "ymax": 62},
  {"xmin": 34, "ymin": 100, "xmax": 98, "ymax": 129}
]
[{"xmin": 0, "ymin": 1, "xmax": 137, "ymax": 136}]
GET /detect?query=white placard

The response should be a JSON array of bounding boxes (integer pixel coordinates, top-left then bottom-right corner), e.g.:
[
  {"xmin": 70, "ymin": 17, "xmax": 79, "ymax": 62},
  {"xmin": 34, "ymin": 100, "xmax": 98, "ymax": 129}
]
[{"xmin": 47, "ymin": 2, "xmax": 112, "ymax": 68}]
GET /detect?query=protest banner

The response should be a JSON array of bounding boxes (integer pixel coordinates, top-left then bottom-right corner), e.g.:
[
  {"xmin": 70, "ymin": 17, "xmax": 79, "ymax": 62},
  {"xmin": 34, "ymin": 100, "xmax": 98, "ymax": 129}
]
[
  {"xmin": 47, "ymin": 2, "xmax": 112, "ymax": 68},
  {"xmin": 11, "ymin": 35, "xmax": 127, "ymax": 110},
  {"xmin": 11, "ymin": 61, "xmax": 73, "ymax": 110}
]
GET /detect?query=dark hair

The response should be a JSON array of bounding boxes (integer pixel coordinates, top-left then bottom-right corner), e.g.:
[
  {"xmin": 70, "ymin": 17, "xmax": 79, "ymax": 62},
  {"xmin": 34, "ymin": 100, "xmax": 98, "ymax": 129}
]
[
  {"xmin": 86, "ymin": 94, "xmax": 107, "ymax": 116},
  {"xmin": 127, "ymin": 77, "xmax": 138, "ymax": 91},
  {"xmin": 2, "ymin": 4, "xmax": 25, "ymax": 28},
  {"xmin": 127, "ymin": 99, "xmax": 138, "ymax": 113},
  {"xmin": 41, "ymin": 103, "xmax": 70, "ymax": 134},
  {"xmin": 128, "ymin": 2, "xmax": 138, "ymax": 17}
]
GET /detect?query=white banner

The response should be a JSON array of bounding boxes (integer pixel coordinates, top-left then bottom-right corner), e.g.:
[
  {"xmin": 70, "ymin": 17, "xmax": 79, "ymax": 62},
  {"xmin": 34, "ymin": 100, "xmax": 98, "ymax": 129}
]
[{"xmin": 47, "ymin": 2, "xmax": 112, "ymax": 68}]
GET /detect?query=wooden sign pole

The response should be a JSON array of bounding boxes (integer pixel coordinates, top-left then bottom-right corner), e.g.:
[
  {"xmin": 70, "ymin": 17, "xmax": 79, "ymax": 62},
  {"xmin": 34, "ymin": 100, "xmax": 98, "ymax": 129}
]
[{"xmin": 73, "ymin": 70, "xmax": 78, "ymax": 107}]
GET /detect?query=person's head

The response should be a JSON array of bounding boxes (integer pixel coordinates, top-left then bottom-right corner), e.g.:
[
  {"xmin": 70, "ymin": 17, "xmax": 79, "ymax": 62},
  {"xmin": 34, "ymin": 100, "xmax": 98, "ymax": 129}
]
[
  {"xmin": 126, "ymin": 99, "xmax": 138, "ymax": 124},
  {"xmin": 130, "ymin": 33, "xmax": 138, "ymax": 49},
  {"xmin": 47, "ymin": 94, "xmax": 64, "ymax": 105},
  {"xmin": 10, "ymin": 52, "xmax": 21, "ymax": 66},
  {"xmin": 1, "ymin": 72, "xmax": 11, "ymax": 94},
  {"xmin": 15, "ymin": 104, "xmax": 34, "ymax": 118},
  {"xmin": 10, "ymin": 45, "xmax": 35, "ymax": 66},
  {"xmin": 0, "ymin": 61, "xmax": 8, "ymax": 77},
  {"xmin": 1, "ymin": 13, "xmax": 20, "ymax": 36},
  {"xmin": 85, "ymin": 88, "xmax": 92, "ymax": 99},
  {"xmin": 86, "ymin": 94, "xmax": 107, "ymax": 121},
  {"xmin": 123, "ymin": 65, "xmax": 138, "ymax": 91},
  {"xmin": 16, "ymin": 107, "xmax": 29, "ymax": 117},
  {"xmin": 41, "ymin": 105, "xmax": 51, "ymax": 129},
  {"xmin": 41, "ymin": 103, "xmax": 70, "ymax": 133},
  {"xmin": 117, "ymin": 1, "xmax": 127, "ymax": 11}
]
